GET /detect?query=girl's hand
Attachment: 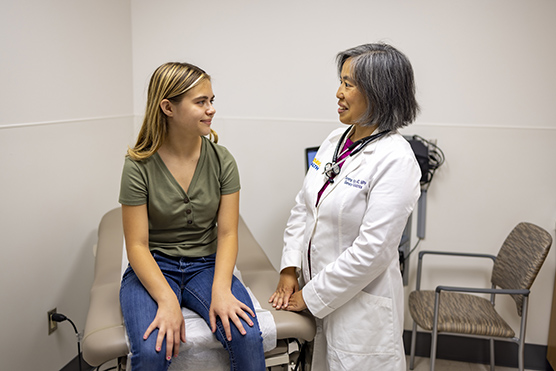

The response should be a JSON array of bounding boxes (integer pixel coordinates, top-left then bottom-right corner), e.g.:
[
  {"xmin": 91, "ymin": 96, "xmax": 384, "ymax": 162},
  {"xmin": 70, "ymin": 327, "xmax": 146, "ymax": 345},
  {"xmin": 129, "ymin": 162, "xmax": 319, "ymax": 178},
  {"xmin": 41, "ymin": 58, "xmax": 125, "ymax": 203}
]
[
  {"xmin": 143, "ymin": 298, "xmax": 186, "ymax": 361},
  {"xmin": 209, "ymin": 289, "xmax": 255, "ymax": 341},
  {"xmin": 269, "ymin": 267, "xmax": 299, "ymax": 310}
]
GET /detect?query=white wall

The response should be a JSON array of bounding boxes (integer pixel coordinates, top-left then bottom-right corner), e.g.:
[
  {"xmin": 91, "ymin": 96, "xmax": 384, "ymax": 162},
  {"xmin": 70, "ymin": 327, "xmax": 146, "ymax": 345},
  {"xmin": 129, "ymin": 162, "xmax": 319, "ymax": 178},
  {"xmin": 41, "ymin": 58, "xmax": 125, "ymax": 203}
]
[
  {"xmin": 0, "ymin": 1, "xmax": 134, "ymax": 370},
  {"xmin": 131, "ymin": 0, "xmax": 556, "ymax": 346}
]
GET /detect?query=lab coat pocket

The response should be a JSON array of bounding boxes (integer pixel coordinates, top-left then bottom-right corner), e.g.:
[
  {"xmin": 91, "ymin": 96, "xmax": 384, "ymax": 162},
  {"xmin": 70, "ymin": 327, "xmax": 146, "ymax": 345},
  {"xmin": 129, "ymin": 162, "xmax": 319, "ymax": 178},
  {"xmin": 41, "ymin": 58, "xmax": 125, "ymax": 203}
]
[{"xmin": 326, "ymin": 291, "xmax": 395, "ymax": 355}]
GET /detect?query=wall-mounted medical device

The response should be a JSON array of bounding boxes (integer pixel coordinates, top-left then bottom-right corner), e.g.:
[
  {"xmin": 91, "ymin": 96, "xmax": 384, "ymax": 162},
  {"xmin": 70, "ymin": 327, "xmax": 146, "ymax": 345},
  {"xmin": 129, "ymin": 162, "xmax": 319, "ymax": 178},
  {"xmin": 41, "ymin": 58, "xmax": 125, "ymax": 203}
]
[{"xmin": 400, "ymin": 135, "xmax": 445, "ymax": 284}]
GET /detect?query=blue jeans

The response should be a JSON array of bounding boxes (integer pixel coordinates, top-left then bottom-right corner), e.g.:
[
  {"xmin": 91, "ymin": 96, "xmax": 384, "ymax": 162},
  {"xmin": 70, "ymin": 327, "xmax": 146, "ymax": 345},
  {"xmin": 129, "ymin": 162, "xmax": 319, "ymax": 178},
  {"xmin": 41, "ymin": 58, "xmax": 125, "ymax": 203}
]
[{"xmin": 120, "ymin": 252, "xmax": 266, "ymax": 371}]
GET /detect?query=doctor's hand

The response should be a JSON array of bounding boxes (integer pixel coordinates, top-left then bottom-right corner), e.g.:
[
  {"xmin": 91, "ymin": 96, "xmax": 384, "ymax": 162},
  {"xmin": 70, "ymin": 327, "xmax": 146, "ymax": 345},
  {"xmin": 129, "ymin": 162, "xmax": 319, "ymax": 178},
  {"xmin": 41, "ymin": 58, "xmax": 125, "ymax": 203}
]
[
  {"xmin": 284, "ymin": 290, "xmax": 307, "ymax": 312},
  {"xmin": 269, "ymin": 267, "xmax": 299, "ymax": 310}
]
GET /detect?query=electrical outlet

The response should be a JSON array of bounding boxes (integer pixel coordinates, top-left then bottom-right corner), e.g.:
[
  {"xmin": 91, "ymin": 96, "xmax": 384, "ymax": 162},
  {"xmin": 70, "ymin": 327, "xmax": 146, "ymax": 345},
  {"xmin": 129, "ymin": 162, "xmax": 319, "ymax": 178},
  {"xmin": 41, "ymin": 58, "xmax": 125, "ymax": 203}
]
[{"xmin": 48, "ymin": 308, "xmax": 57, "ymax": 335}]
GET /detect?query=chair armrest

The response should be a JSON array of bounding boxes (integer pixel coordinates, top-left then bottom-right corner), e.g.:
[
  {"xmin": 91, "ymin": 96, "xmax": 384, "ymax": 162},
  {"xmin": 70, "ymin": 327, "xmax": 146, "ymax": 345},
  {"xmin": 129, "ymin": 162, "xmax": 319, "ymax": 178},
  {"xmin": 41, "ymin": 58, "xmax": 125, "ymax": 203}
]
[
  {"xmin": 435, "ymin": 285, "xmax": 530, "ymax": 296},
  {"xmin": 82, "ymin": 282, "xmax": 128, "ymax": 366},
  {"xmin": 418, "ymin": 250, "xmax": 496, "ymax": 261},
  {"xmin": 415, "ymin": 250, "xmax": 497, "ymax": 290},
  {"xmin": 242, "ymin": 269, "xmax": 316, "ymax": 342},
  {"xmin": 82, "ymin": 208, "xmax": 129, "ymax": 366}
]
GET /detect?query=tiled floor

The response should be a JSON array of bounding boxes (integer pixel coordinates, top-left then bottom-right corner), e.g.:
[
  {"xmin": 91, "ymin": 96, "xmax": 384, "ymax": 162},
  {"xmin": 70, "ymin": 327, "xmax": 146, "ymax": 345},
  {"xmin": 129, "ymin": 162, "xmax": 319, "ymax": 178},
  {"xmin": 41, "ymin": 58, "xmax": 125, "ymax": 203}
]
[{"xmin": 407, "ymin": 356, "xmax": 531, "ymax": 370}]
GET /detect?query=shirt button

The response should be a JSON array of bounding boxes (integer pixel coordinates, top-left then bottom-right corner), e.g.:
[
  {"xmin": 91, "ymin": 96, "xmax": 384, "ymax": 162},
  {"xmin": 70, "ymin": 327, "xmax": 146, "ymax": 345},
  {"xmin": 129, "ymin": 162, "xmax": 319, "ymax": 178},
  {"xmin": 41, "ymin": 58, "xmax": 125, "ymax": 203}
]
[
  {"xmin": 187, "ymin": 220, "xmax": 193, "ymax": 224},
  {"xmin": 186, "ymin": 209, "xmax": 192, "ymax": 214},
  {"xmin": 184, "ymin": 197, "xmax": 190, "ymax": 203}
]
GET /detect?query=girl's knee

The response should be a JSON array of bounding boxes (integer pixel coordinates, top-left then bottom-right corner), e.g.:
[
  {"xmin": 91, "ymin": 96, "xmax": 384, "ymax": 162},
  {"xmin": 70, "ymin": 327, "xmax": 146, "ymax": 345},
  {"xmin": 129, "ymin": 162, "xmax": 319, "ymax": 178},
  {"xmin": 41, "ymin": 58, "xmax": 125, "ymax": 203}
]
[
  {"xmin": 130, "ymin": 339, "xmax": 170, "ymax": 370},
  {"xmin": 227, "ymin": 326, "xmax": 266, "ymax": 370},
  {"xmin": 236, "ymin": 324, "xmax": 263, "ymax": 347}
]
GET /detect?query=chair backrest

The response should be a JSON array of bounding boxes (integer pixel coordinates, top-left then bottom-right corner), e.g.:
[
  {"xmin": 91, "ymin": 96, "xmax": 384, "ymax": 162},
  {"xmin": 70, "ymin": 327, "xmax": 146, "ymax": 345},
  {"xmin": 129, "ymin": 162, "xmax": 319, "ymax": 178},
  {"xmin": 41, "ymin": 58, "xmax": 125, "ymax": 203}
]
[
  {"xmin": 236, "ymin": 215, "xmax": 276, "ymax": 274},
  {"xmin": 93, "ymin": 207, "xmax": 124, "ymax": 286},
  {"xmin": 491, "ymin": 222, "xmax": 552, "ymax": 316}
]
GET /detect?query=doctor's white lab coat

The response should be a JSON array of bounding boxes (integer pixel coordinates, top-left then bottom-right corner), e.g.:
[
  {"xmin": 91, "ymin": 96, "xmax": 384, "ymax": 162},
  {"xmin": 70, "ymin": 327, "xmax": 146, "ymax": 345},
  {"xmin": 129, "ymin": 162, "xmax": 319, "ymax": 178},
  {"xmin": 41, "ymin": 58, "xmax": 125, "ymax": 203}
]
[{"xmin": 281, "ymin": 127, "xmax": 421, "ymax": 371}]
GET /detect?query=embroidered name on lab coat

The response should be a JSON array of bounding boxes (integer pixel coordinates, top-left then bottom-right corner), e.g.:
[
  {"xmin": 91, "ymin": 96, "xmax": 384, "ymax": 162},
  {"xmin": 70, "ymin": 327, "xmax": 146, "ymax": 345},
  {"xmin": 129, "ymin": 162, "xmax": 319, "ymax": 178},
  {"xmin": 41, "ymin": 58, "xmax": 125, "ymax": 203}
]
[{"xmin": 344, "ymin": 176, "xmax": 367, "ymax": 189}]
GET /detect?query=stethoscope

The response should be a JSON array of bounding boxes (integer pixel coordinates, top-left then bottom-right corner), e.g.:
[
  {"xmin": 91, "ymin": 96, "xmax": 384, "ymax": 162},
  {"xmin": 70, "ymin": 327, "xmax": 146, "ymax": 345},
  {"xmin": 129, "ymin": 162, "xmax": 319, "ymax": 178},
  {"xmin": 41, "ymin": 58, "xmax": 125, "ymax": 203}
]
[{"xmin": 323, "ymin": 126, "xmax": 391, "ymax": 183}]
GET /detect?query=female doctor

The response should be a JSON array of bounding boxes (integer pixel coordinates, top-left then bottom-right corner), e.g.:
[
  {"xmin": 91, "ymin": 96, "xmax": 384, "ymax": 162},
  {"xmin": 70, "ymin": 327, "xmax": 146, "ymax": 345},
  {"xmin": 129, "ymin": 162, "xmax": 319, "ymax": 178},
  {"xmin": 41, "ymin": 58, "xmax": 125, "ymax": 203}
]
[{"xmin": 270, "ymin": 43, "xmax": 421, "ymax": 370}]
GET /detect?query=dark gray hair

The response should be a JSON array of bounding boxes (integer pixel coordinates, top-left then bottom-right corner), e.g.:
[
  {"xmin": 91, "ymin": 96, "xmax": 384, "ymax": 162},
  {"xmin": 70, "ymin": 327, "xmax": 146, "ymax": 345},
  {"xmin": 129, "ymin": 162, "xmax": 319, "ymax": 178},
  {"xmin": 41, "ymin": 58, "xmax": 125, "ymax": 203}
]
[{"xmin": 336, "ymin": 43, "xmax": 419, "ymax": 131}]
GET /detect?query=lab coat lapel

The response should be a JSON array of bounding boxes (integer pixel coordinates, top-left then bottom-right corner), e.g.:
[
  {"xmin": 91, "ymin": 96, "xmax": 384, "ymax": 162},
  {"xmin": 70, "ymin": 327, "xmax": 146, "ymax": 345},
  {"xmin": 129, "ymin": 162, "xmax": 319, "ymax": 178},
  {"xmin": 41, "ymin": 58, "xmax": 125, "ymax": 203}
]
[
  {"xmin": 316, "ymin": 140, "xmax": 377, "ymax": 206},
  {"xmin": 311, "ymin": 130, "xmax": 343, "ymax": 209}
]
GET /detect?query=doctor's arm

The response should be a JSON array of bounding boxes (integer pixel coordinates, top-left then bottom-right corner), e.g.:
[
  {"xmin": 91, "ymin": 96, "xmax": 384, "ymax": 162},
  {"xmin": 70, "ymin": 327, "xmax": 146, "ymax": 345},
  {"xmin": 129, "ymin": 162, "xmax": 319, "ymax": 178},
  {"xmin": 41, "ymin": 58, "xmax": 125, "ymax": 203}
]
[{"xmin": 301, "ymin": 154, "xmax": 421, "ymax": 318}]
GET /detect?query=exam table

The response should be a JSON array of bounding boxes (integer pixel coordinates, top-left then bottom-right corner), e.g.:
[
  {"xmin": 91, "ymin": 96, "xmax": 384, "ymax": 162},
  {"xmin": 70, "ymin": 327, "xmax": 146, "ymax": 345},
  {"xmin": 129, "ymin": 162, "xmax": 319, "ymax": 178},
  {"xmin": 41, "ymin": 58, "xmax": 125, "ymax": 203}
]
[{"xmin": 82, "ymin": 207, "xmax": 315, "ymax": 370}]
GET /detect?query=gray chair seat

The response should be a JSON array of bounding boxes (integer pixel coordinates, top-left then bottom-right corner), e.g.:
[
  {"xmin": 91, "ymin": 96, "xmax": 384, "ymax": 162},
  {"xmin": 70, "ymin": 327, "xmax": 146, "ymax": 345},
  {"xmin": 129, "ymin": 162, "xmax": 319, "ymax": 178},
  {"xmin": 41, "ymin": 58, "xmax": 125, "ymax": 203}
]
[{"xmin": 409, "ymin": 290, "xmax": 515, "ymax": 337}]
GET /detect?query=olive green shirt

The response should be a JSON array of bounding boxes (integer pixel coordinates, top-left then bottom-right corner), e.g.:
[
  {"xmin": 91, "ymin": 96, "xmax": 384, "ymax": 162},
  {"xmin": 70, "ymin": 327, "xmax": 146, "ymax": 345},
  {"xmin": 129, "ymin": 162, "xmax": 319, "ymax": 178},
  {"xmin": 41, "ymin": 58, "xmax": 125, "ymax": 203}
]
[{"xmin": 119, "ymin": 137, "xmax": 241, "ymax": 257}]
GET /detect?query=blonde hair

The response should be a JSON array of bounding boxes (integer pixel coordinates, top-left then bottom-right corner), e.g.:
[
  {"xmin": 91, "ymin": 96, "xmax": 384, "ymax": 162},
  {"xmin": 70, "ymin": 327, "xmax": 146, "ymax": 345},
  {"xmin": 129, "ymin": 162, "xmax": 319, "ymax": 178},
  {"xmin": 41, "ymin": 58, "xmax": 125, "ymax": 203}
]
[{"xmin": 128, "ymin": 62, "xmax": 218, "ymax": 161}]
